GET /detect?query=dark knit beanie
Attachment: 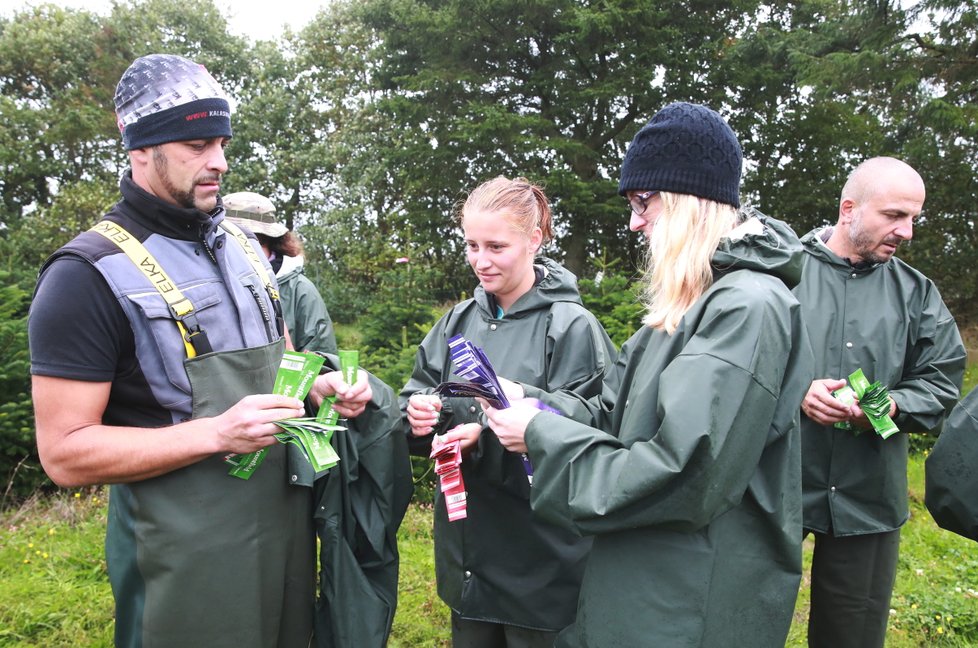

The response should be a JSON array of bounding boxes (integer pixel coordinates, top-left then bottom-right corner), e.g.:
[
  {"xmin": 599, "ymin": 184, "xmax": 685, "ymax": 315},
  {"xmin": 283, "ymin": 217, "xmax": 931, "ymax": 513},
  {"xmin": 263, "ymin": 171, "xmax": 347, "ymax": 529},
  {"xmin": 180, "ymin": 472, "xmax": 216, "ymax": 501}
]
[
  {"xmin": 114, "ymin": 54, "xmax": 232, "ymax": 150},
  {"xmin": 618, "ymin": 102, "xmax": 742, "ymax": 208}
]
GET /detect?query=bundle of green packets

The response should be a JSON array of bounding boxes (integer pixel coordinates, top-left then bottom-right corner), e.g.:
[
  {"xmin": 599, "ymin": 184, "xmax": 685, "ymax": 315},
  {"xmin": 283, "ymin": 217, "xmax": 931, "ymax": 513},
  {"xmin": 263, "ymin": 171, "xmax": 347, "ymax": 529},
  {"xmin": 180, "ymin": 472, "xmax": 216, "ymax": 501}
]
[
  {"xmin": 832, "ymin": 368, "xmax": 899, "ymax": 439},
  {"xmin": 225, "ymin": 350, "xmax": 359, "ymax": 479}
]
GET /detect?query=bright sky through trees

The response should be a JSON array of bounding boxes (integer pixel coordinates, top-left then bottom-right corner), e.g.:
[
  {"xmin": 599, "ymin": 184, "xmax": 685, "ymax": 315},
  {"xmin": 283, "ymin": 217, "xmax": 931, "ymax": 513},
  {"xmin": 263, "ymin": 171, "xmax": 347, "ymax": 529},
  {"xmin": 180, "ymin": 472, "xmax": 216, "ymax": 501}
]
[{"xmin": 0, "ymin": 0, "xmax": 327, "ymax": 41}]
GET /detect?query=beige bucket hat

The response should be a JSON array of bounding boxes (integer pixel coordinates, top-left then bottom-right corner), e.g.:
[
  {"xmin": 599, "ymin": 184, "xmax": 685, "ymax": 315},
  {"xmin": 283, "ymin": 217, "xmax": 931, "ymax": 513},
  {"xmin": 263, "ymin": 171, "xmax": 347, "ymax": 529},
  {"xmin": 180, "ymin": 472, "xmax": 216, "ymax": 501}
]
[{"xmin": 222, "ymin": 191, "xmax": 288, "ymax": 237}]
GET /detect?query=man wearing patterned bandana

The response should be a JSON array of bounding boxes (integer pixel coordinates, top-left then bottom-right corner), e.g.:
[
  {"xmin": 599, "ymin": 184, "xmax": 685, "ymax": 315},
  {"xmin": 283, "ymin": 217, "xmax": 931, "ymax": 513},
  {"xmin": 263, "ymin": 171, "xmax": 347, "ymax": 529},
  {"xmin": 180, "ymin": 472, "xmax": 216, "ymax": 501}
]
[{"xmin": 28, "ymin": 54, "xmax": 374, "ymax": 648}]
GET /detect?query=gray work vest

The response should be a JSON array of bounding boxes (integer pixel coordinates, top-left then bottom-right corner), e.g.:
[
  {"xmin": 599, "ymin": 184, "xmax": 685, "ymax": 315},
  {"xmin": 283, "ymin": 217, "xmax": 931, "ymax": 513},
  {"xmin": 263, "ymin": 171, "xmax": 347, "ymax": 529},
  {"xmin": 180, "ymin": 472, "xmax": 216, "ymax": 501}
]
[{"xmin": 59, "ymin": 215, "xmax": 314, "ymax": 647}]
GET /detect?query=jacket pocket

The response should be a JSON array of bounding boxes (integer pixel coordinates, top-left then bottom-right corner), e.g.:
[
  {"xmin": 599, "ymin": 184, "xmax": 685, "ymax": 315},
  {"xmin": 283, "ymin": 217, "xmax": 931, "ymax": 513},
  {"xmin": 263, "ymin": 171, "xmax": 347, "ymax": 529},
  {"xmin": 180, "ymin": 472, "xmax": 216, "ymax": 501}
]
[{"xmin": 126, "ymin": 284, "xmax": 222, "ymax": 408}]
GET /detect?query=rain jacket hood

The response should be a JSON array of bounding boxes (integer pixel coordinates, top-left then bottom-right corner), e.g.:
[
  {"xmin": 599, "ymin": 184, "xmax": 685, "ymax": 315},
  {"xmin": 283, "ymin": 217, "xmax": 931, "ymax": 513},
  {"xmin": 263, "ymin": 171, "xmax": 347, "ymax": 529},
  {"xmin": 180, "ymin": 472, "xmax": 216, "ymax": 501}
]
[
  {"xmin": 473, "ymin": 256, "xmax": 585, "ymax": 316},
  {"xmin": 712, "ymin": 209, "xmax": 804, "ymax": 289}
]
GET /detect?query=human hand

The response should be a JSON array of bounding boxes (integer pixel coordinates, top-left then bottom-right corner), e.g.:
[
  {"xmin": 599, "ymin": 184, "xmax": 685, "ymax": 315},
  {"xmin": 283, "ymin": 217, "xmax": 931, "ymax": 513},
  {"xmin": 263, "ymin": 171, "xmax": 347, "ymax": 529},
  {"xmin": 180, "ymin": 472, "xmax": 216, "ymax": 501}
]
[
  {"xmin": 801, "ymin": 378, "xmax": 851, "ymax": 426},
  {"xmin": 214, "ymin": 394, "xmax": 305, "ymax": 453},
  {"xmin": 439, "ymin": 422, "xmax": 482, "ymax": 455},
  {"xmin": 310, "ymin": 370, "xmax": 372, "ymax": 418},
  {"xmin": 498, "ymin": 377, "xmax": 525, "ymax": 402},
  {"xmin": 848, "ymin": 395, "xmax": 897, "ymax": 429},
  {"xmin": 482, "ymin": 399, "xmax": 541, "ymax": 454},
  {"xmin": 407, "ymin": 394, "xmax": 442, "ymax": 437}
]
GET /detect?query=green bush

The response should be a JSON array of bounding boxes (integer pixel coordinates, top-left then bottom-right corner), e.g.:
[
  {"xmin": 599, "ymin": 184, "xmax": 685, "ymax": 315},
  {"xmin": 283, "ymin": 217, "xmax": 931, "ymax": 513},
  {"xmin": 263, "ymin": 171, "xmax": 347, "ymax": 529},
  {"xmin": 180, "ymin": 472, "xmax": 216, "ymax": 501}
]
[
  {"xmin": 578, "ymin": 264, "xmax": 644, "ymax": 348},
  {"xmin": 360, "ymin": 264, "xmax": 447, "ymax": 351},
  {"xmin": 0, "ymin": 270, "xmax": 45, "ymax": 505}
]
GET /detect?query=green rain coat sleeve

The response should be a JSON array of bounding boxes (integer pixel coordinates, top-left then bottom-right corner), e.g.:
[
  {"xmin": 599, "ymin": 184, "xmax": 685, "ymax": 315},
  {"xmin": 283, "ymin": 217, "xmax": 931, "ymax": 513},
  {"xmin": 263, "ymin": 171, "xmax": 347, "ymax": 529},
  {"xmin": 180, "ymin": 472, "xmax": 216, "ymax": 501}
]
[
  {"xmin": 889, "ymin": 285, "xmax": 964, "ymax": 433},
  {"xmin": 400, "ymin": 312, "xmax": 464, "ymax": 455},
  {"xmin": 519, "ymin": 334, "xmax": 630, "ymax": 435},
  {"xmin": 306, "ymin": 361, "xmax": 413, "ymax": 648},
  {"xmin": 925, "ymin": 388, "xmax": 978, "ymax": 542},
  {"xmin": 526, "ymin": 275, "xmax": 807, "ymax": 535},
  {"xmin": 280, "ymin": 270, "xmax": 338, "ymax": 355}
]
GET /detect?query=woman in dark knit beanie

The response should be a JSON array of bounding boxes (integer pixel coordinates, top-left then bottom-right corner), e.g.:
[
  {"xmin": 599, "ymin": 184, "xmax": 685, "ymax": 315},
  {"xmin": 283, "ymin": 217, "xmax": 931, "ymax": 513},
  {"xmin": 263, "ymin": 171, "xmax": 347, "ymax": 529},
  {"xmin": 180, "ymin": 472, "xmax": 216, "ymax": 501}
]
[{"xmin": 485, "ymin": 102, "xmax": 816, "ymax": 647}]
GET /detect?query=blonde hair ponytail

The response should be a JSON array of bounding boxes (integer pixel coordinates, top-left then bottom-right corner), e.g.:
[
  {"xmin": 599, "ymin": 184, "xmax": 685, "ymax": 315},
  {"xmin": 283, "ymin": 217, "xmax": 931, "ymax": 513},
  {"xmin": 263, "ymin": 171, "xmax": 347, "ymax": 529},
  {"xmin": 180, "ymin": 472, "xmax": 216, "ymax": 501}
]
[{"xmin": 458, "ymin": 176, "xmax": 554, "ymax": 244}]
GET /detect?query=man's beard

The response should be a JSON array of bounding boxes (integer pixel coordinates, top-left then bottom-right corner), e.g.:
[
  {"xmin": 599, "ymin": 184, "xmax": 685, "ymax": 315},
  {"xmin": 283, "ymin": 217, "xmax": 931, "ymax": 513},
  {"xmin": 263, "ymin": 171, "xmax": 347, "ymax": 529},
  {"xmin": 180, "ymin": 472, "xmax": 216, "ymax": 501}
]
[
  {"xmin": 848, "ymin": 214, "xmax": 900, "ymax": 264},
  {"xmin": 152, "ymin": 147, "xmax": 219, "ymax": 211}
]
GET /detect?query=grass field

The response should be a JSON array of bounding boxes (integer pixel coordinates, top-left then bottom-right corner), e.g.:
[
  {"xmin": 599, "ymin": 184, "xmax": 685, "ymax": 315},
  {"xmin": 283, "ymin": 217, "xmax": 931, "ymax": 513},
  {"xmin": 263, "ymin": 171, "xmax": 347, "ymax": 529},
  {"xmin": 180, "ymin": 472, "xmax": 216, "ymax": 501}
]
[{"xmin": 1, "ymin": 451, "xmax": 976, "ymax": 647}]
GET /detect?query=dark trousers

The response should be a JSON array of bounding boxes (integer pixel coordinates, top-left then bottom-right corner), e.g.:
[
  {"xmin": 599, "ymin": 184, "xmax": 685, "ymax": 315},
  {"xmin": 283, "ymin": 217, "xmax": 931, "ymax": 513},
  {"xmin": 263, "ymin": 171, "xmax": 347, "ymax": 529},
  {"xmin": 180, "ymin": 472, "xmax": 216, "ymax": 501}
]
[
  {"xmin": 806, "ymin": 528, "xmax": 901, "ymax": 648},
  {"xmin": 451, "ymin": 612, "xmax": 558, "ymax": 648}
]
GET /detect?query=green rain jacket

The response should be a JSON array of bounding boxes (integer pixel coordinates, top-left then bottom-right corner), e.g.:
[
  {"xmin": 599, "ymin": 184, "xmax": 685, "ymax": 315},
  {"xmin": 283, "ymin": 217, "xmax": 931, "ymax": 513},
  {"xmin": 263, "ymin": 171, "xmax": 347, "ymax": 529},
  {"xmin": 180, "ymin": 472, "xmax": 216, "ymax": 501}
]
[
  {"xmin": 794, "ymin": 228, "xmax": 966, "ymax": 536},
  {"xmin": 278, "ymin": 254, "xmax": 337, "ymax": 355},
  {"xmin": 296, "ymin": 361, "xmax": 413, "ymax": 648},
  {"xmin": 521, "ymin": 215, "xmax": 814, "ymax": 647},
  {"xmin": 926, "ymin": 387, "xmax": 978, "ymax": 542},
  {"xmin": 400, "ymin": 257, "xmax": 617, "ymax": 631}
]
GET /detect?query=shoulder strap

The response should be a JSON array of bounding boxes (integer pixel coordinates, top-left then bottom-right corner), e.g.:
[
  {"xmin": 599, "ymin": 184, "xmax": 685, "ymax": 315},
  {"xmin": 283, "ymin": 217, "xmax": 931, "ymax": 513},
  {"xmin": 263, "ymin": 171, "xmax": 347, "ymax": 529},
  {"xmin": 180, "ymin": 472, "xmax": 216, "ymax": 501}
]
[
  {"xmin": 90, "ymin": 220, "xmax": 210, "ymax": 359},
  {"xmin": 220, "ymin": 220, "xmax": 280, "ymax": 301}
]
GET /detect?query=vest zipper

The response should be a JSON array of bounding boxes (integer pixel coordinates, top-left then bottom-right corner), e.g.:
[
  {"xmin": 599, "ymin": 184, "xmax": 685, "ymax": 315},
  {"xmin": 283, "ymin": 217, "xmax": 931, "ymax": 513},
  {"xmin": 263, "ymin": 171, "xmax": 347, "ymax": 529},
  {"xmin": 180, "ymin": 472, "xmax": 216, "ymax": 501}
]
[
  {"xmin": 200, "ymin": 226, "xmax": 218, "ymax": 264},
  {"xmin": 246, "ymin": 283, "xmax": 274, "ymax": 340}
]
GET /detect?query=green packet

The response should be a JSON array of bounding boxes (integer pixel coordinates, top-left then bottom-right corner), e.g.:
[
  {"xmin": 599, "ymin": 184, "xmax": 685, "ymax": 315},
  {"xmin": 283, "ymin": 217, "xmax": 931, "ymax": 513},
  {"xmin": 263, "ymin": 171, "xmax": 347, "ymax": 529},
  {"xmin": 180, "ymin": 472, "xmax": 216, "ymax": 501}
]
[
  {"xmin": 846, "ymin": 368, "xmax": 900, "ymax": 439},
  {"xmin": 227, "ymin": 351, "xmax": 326, "ymax": 480},
  {"xmin": 832, "ymin": 385, "xmax": 857, "ymax": 431},
  {"xmin": 315, "ymin": 349, "xmax": 360, "ymax": 426},
  {"xmin": 273, "ymin": 351, "xmax": 326, "ymax": 399},
  {"xmin": 274, "ymin": 418, "xmax": 344, "ymax": 472}
]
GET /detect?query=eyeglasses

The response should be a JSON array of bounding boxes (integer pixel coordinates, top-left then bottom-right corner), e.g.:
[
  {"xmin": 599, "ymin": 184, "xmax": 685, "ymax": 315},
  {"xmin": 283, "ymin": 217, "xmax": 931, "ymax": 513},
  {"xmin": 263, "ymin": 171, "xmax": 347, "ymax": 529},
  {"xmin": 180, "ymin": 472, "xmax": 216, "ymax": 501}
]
[{"xmin": 628, "ymin": 190, "xmax": 658, "ymax": 215}]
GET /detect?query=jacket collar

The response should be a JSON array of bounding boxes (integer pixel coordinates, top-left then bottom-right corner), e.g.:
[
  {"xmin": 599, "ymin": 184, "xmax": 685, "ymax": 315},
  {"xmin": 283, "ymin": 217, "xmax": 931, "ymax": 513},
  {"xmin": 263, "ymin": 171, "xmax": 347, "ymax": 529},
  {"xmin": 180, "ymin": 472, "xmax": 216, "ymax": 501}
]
[
  {"xmin": 474, "ymin": 257, "xmax": 583, "ymax": 318},
  {"xmin": 802, "ymin": 226, "xmax": 885, "ymax": 274},
  {"xmin": 117, "ymin": 170, "xmax": 226, "ymax": 243},
  {"xmin": 276, "ymin": 253, "xmax": 304, "ymax": 279}
]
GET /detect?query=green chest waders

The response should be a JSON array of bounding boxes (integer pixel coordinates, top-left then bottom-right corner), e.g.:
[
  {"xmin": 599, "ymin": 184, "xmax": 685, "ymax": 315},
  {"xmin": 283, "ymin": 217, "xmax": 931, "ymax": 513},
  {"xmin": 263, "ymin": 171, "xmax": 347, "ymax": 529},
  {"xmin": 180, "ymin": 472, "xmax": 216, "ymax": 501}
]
[
  {"xmin": 108, "ymin": 343, "xmax": 315, "ymax": 648},
  {"xmin": 95, "ymin": 222, "xmax": 314, "ymax": 648}
]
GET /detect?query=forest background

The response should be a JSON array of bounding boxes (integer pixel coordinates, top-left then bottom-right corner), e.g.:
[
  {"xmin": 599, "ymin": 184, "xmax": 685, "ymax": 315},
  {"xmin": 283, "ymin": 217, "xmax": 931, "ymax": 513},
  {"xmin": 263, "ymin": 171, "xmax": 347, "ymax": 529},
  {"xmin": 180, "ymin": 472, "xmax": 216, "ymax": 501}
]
[{"xmin": 1, "ymin": 0, "xmax": 976, "ymax": 501}]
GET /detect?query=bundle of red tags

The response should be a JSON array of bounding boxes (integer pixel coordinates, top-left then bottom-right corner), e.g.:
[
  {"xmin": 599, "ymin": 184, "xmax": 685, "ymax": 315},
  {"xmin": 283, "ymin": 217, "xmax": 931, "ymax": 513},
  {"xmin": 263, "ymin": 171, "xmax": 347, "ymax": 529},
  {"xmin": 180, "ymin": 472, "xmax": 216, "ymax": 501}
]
[{"xmin": 431, "ymin": 435, "xmax": 467, "ymax": 521}]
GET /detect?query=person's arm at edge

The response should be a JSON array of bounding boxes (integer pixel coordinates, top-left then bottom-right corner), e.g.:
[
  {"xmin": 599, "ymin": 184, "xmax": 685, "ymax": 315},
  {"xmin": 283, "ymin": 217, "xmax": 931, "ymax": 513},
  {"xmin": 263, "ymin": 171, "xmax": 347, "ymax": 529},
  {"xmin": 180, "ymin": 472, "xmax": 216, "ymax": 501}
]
[
  {"xmin": 33, "ymin": 375, "xmax": 304, "ymax": 487},
  {"xmin": 889, "ymin": 293, "xmax": 966, "ymax": 432}
]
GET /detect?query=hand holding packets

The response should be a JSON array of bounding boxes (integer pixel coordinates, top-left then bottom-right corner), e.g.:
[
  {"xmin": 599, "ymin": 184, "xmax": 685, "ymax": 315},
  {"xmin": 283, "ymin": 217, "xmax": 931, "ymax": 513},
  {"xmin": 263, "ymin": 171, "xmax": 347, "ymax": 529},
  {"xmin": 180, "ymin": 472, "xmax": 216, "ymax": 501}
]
[
  {"xmin": 406, "ymin": 393, "xmax": 442, "ymax": 437},
  {"xmin": 277, "ymin": 350, "xmax": 363, "ymax": 472},
  {"xmin": 434, "ymin": 334, "xmax": 558, "ymax": 485},
  {"xmin": 226, "ymin": 350, "xmax": 363, "ymax": 479},
  {"xmin": 435, "ymin": 334, "xmax": 511, "ymax": 408},
  {"xmin": 832, "ymin": 368, "xmax": 899, "ymax": 439},
  {"xmin": 309, "ymin": 349, "xmax": 372, "ymax": 419}
]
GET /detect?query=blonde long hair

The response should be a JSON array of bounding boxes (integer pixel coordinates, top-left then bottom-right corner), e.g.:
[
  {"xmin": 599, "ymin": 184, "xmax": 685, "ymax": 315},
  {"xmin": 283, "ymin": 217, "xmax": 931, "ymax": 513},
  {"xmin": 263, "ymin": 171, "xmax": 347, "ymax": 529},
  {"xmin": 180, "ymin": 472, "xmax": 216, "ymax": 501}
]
[{"xmin": 641, "ymin": 192, "xmax": 740, "ymax": 333}]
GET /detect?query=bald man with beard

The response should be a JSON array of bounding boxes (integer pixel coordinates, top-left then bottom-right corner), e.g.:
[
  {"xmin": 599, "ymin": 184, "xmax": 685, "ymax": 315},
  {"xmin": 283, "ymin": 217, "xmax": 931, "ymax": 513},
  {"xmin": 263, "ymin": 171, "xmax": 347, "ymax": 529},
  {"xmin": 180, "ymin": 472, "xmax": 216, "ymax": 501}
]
[{"xmin": 793, "ymin": 157, "xmax": 966, "ymax": 648}]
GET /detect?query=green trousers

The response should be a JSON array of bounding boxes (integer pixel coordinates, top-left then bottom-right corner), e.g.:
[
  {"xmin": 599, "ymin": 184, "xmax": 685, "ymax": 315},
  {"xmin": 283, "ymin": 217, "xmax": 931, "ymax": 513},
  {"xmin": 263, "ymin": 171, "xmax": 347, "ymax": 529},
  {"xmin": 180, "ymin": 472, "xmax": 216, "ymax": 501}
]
[{"xmin": 806, "ymin": 528, "xmax": 901, "ymax": 648}]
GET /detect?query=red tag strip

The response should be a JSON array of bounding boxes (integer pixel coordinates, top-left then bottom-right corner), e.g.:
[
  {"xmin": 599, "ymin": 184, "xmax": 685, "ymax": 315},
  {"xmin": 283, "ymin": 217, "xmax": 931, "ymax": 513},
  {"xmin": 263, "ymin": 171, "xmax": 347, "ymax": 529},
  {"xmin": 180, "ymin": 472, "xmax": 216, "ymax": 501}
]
[{"xmin": 431, "ymin": 437, "xmax": 467, "ymax": 521}]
